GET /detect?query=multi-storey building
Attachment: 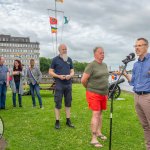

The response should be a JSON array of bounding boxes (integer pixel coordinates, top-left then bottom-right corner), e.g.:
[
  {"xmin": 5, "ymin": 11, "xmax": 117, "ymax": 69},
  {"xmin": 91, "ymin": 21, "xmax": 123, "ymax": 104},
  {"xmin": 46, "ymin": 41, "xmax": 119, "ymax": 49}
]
[{"xmin": 0, "ymin": 34, "xmax": 40, "ymax": 69}]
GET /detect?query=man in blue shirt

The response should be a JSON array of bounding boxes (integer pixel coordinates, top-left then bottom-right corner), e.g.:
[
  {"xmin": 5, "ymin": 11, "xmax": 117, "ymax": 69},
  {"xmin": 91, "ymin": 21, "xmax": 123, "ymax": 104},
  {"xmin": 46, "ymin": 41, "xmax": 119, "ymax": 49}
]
[
  {"xmin": 49, "ymin": 44, "xmax": 75, "ymax": 129},
  {"xmin": 124, "ymin": 38, "xmax": 150, "ymax": 150},
  {"xmin": 0, "ymin": 56, "xmax": 9, "ymax": 110}
]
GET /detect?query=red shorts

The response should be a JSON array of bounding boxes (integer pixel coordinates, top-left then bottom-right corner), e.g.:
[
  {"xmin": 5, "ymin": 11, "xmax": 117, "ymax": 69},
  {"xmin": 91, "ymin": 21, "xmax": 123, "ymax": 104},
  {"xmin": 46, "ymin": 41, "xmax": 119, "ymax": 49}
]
[{"xmin": 86, "ymin": 91, "xmax": 108, "ymax": 111}]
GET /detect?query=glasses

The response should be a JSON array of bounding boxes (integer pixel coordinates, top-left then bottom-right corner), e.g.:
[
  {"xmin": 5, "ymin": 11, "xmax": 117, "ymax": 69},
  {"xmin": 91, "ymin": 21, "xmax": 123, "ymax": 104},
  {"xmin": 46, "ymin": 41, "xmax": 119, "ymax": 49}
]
[{"xmin": 134, "ymin": 44, "xmax": 147, "ymax": 48}]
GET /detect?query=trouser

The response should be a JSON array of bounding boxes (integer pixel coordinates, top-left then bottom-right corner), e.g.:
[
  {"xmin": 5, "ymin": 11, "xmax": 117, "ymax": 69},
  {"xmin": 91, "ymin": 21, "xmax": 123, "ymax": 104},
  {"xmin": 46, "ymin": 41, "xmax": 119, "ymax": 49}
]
[
  {"xmin": 12, "ymin": 81, "xmax": 22, "ymax": 107},
  {"xmin": 13, "ymin": 93, "xmax": 22, "ymax": 106},
  {"xmin": 29, "ymin": 83, "xmax": 42, "ymax": 106},
  {"xmin": 54, "ymin": 83, "xmax": 72, "ymax": 109},
  {"xmin": 0, "ymin": 83, "xmax": 7, "ymax": 109},
  {"xmin": 134, "ymin": 93, "xmax": 150, "ymax": 150}
]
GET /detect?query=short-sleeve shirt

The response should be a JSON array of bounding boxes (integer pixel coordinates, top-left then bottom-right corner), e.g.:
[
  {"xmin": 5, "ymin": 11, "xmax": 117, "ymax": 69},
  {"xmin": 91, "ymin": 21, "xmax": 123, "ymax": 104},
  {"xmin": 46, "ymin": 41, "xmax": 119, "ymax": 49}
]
[
  {"xmin": 84, "ymin": 60, "xmax": 109, "ymax": 95},
  {"xmin": 50, "ymin": 55, "xmax": 73, "ymax": 85},
  {"xmin": 0, "ymin": 65, "xmax": 8, "ymax": 84}
]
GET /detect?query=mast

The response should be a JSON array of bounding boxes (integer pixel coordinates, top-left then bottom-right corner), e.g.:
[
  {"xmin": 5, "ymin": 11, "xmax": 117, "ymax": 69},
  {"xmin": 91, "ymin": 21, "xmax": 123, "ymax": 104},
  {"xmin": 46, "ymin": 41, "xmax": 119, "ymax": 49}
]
[{"xmin": 55, "ymin": 0, "xmax": 57, "ymax": 54}]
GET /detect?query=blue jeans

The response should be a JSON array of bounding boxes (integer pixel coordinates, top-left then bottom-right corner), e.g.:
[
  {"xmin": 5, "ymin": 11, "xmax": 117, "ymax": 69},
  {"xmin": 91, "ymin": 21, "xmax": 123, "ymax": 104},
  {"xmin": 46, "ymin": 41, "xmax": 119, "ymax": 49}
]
[
  {"xmin": 12, "ymin": 81, "xmax": 22, "ymax": 107},
  {"xmin": 29, "ymin": 83, "xmax": 42, "ymax": 107},
  {"xmin": 0, "ymin": 83, "xmax": 7, "ymax": 109}
]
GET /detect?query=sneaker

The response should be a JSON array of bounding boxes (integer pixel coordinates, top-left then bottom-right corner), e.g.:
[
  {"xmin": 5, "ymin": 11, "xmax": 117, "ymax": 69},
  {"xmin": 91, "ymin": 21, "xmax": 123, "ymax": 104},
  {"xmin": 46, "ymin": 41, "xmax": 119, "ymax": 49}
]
[
  {"xmin": 66, "ymin": 120, "xmax": 75, "ymax": 128},
  {"xmin": 55, "ymin": 122, "xmax": 60, "ymax": 129},
  {"xmin": 40, "ymin": 105, "xmax": 43, "ymax": 109}
]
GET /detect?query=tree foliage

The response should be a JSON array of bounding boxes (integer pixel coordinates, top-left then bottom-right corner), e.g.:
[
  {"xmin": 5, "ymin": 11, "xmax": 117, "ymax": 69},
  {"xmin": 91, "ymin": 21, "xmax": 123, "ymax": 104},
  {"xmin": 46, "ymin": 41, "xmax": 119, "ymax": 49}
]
[
  {"xmin": 40, "ymin": 57, "xmax": 52, "ymax": 73},
  {"xmin": 40, "ymin": 57, "xmax": 88, "ymax": 73}
]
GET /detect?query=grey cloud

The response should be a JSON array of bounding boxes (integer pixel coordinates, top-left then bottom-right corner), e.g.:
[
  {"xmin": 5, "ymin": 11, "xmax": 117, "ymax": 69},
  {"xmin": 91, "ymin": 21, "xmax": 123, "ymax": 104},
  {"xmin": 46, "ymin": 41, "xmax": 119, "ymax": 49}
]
[{"xmin": 0, "ymin": 0, "xmax": 150, "ymax": 70}]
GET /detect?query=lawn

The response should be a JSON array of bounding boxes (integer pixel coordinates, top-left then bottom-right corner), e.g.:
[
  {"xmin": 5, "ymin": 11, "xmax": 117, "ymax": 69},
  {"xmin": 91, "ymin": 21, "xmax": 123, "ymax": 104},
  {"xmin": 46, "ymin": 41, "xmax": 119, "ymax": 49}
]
[{"xmin": 0, "ymin": 84, "xmax": 145, "ymax": 150}]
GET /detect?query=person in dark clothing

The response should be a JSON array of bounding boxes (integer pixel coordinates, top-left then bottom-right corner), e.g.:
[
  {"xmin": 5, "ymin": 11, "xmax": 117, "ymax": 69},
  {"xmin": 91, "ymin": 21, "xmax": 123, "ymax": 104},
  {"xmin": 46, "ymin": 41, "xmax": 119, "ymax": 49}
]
[
  {"xmin": 11, "ymin": 60, "xmax": 24, "ymax": 107},
  {"xmin": 49, "ymin": 44, "xmax": 75, "ymax": 129},
  {"xmin": 0, "ymin": 56, "xmax": 9, "ymax": 110}
]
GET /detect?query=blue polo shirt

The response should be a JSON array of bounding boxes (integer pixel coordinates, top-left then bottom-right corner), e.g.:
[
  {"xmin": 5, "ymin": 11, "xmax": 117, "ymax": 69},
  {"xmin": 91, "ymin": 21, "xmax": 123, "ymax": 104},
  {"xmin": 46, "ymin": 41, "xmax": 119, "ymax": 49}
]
[
  {"xmin": 129, "ymin": 53, "xmax": 150, "ymax": 92},
  {"xmin": 0, "ymin": 65, "xmax": 8, "ymax": 84},
  {"xmin": 50, "ymin": 55, "xmax": 73, "ymax": 85}
]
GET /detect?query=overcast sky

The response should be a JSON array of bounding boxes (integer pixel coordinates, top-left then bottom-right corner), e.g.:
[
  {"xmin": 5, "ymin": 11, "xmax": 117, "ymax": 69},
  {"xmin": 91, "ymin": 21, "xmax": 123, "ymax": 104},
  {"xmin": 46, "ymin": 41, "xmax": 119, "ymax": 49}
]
[{"xmin": 0, "ymin": 0, "xmax": 150, "ymax": 70}]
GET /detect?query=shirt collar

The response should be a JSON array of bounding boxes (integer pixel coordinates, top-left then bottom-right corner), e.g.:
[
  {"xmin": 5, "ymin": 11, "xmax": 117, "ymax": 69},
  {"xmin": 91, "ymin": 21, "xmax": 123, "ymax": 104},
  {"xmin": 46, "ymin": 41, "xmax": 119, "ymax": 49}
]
[{"xmin": 138, "ymin": 53, "xmax": 150, "ymax": 62}]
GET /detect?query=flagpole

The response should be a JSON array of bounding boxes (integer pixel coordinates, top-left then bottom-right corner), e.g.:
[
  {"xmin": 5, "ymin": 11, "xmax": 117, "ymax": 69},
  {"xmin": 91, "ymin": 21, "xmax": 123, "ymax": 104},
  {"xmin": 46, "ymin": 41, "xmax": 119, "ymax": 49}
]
[
  {"xmin": 55, "ymin": 0, "xmax": 58, "ymax": 54},
  {"xmin": 61, "ymin": 14, "xmax": 64, "ymax": 42},
  {"xmin": 51, "ymin": 34, "xmax": 56, "ymax": 57},
  {"xmin": 48, "ymin": 9, "xmax": 55, "ymax": 57}
]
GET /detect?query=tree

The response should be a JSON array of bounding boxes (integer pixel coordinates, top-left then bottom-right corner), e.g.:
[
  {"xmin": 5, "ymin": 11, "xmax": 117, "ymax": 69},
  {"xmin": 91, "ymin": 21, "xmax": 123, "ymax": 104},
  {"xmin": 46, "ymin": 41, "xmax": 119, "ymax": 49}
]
[
  {"xmin": 40, "ymin": 57, "xmax": 52, "ymax": 73},
  {"xmin": 73, "ymin": 61, "xmax": 88, "ymax": 73},
  {"xmin": 40, "ymin": 57, "xmax": 88, "ymax": 74}
]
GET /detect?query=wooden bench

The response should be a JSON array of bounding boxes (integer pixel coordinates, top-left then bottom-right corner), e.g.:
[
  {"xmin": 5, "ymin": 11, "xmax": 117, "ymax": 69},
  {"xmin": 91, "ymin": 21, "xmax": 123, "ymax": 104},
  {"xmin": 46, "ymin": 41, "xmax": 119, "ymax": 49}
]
[{"xmin": 40, "ymin": 82, "xmax": 56, "ymax": 94}]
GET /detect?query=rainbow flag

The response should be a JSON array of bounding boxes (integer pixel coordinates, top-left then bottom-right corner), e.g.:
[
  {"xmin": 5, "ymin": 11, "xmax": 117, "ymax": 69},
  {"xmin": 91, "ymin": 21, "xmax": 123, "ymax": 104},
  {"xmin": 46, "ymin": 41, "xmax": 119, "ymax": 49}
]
[{"xmin": 51, "ymin": 26, "xmax": 57, "ymax": 33}]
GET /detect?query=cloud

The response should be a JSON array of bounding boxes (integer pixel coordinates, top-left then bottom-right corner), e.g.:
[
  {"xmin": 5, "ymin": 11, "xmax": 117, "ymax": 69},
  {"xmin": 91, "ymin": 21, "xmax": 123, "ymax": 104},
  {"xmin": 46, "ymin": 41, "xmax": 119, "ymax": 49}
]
[{"xmin": 0, "ymin": 0, "xmax": 150, "ymax": 70}]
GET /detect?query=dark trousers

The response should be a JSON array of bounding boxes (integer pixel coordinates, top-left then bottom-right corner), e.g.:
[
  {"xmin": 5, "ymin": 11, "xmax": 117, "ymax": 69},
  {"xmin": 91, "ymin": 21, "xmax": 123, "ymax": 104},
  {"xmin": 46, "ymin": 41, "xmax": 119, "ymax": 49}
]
[
  {"xmin": 29, "ymin": 83, "xmax": 42, "ymax": 107},
  {"xmin": 0, "ymin": 83, "xmax": 7, "ymax": 109},
  {"xmin": 54, "ymin": 83, "xmax": 72, "ymax": 109},
  {"xmin": 13, "ymin": 93, "xmax": 22, "ymax": 107},
  {"xmin": 12, "ymin": 81, "xmax": 22, "ymax": 107}
]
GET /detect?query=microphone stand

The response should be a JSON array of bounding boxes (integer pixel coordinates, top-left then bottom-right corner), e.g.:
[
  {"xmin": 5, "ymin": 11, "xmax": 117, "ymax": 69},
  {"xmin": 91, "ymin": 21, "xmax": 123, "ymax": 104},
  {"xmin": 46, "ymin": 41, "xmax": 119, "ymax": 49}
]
[{"xmin": 109, "ymin": 63, "xmax": 127, "ymax": 150}]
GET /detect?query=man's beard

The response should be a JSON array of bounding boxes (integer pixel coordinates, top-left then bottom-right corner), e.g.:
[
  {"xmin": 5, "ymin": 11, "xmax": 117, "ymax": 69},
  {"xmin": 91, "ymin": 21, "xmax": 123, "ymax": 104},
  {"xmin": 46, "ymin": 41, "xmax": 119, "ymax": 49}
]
[{"xmin": 62, "ymin": 54, "xmax": 68, "ymax": 62}]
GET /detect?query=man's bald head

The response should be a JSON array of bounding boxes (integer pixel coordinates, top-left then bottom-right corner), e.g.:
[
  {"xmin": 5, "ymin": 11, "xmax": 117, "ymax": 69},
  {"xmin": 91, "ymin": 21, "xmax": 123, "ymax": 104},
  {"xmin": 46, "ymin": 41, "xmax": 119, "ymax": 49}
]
[{"xmin": 58, "ymin": 44, "xmax": 67, "ymax": 55}]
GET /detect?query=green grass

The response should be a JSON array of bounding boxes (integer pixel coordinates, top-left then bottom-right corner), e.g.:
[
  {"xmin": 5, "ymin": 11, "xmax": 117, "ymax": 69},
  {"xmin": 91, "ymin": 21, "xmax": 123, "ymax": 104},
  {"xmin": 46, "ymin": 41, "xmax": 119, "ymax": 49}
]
[{"xmin": 0, "ymin": 84, "xmax": 145, "ymax": 150}]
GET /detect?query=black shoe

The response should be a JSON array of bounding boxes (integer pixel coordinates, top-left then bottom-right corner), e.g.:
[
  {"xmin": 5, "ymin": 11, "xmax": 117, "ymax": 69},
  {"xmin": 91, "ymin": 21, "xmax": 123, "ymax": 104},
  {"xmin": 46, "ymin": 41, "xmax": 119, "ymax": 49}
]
[
  {"xmin": 19, "ymin": 105, "xmax": 22, "ymax": 107},
  {"xmin": 66, "ymin": 121, "xmax": 75, "ymax": 128},
  {"xmin": 40, "ymin": 105, "xmax": 44, "ymax": 109},
  {"xmin": 55, "ymin": 122, "xmax": 60, "ymax": 129}
]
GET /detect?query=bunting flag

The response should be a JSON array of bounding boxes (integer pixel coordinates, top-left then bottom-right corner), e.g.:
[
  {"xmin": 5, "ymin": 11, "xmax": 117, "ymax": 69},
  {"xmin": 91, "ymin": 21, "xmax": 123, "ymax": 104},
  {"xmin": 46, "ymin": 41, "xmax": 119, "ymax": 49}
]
[
  {"xmin": 51, "ymin": 26, "xmax": 57, "ymax": 33},
  {"xmin": 64, "ymin": 16, "xmax": 69, "ymax": 24},
  {"xmin": 55, "ymin": 0, "xmax": 64, "ymax": 3},
  {"xmin": 50, "ymin": 17, "xmax": 57, "ymax": 25}
]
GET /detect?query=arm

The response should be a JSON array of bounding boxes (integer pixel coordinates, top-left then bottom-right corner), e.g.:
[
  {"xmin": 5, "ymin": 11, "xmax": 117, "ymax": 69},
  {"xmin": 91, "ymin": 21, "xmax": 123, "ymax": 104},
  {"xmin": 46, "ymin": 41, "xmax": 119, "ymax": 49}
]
[
  {"xmin": 19, "ymin": 69, "xmax": 25, "ymax": 77},
  {"xmin": 6, "ymin": 71, "xmax": 9, "ymax": 87},
  {"xmin": 114, "ymin": 70, "xmax": 132, "ymax": 82},
  {"xmin": 81, "ymin": 73, "xmax": 90, "ymax": 88},
  {"xmin": 65, "ymin": 58, "xmax": 74, "ymax": 80},
  {"xmin": 26, "ymin": 69, "xmax": 30, "ymax": 84},
  {"xmin": 70, "ymin": 69, "xmax": 74, "ymax": 77},
  {"xmin": 123, "ymin": 72, "xmax": 132, "ymax": 82},
  {"xmin": 65, "ymin": 69, "xmax": 74, "ymax": 80},
  {"xmin": 49, "ymin": 68, "xmax": 65, "ymax": 80},
  {"xmin": 37, "ymin": 68, "xmax": 42, "ymax": 83}
]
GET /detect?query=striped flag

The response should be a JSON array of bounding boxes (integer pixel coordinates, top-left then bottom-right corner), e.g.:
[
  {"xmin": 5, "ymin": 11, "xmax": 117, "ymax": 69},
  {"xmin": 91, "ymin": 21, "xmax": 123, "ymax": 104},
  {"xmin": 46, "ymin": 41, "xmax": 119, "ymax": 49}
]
[{"xmin": 51, "ymin": 26, "xmax": 57, "ymax": 33}]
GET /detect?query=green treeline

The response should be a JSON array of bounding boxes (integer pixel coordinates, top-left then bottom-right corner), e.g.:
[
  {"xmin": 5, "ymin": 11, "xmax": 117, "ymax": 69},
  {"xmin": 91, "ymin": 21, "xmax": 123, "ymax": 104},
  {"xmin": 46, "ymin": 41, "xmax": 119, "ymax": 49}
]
[{"xmin": 40, "ymin": 57, "xmax": 88, "ymax": 74}]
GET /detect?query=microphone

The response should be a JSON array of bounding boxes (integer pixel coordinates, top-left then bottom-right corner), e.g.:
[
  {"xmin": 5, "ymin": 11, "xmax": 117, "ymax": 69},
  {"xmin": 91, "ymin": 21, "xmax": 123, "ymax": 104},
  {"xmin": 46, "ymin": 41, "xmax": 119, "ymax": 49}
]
[
  {"xmin": 122, "ymin": 53, "xmax": 135, "ymax": 64},
  {"xmin": 109, "ymin": 78, "xmax": 125, "ymax": 88}
]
